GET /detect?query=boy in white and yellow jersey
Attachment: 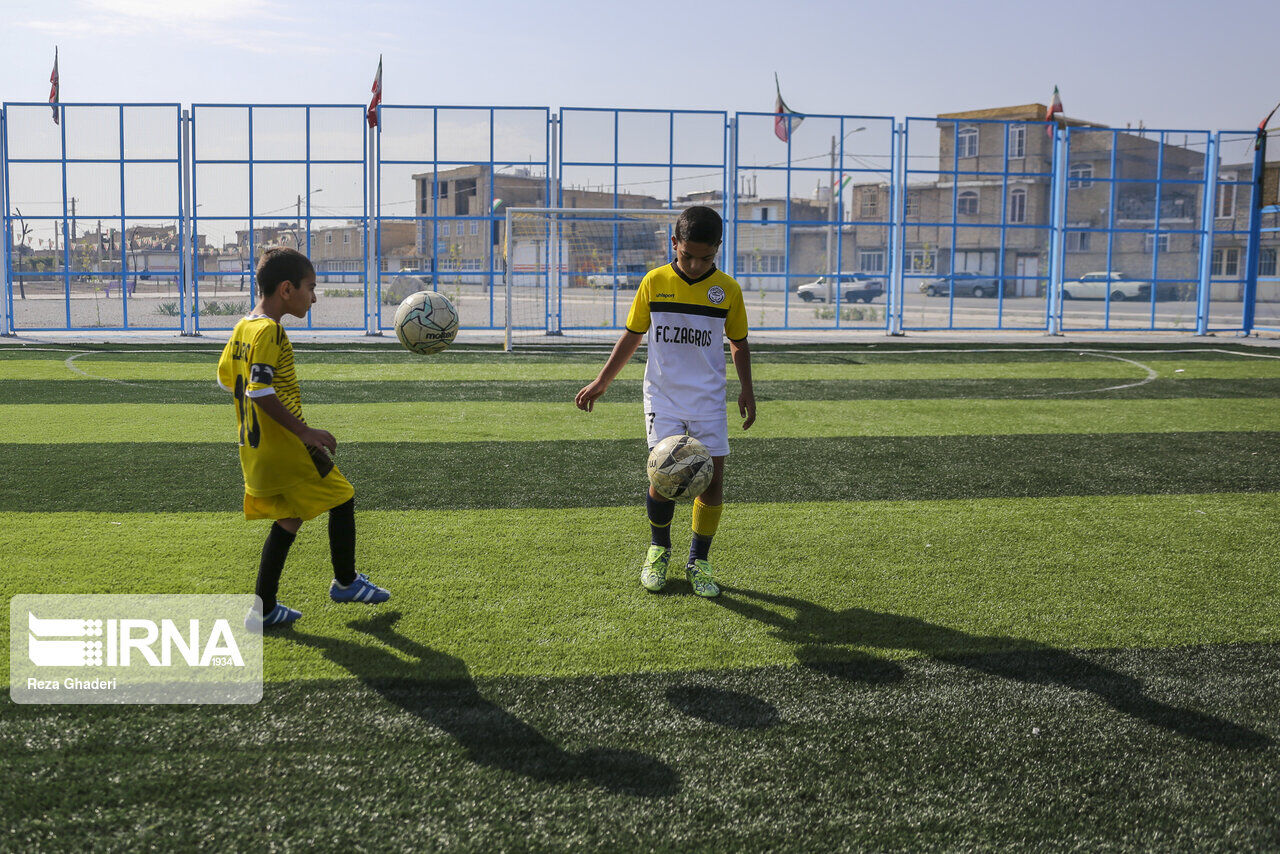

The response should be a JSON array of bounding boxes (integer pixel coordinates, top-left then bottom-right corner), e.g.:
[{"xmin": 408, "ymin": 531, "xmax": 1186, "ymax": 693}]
[
  {"xmin": 576, "ymin": 206, "xmax": 756, "ymax": 598},
  {"xmin": 217, "ymin": 248, "xmax": 390, "ymax": 629}
]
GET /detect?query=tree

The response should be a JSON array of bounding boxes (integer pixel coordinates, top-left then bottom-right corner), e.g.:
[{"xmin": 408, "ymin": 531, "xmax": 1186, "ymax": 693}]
[{"xmin": 13, "ymin": 208, "xmax": 31, "ymax": 299}]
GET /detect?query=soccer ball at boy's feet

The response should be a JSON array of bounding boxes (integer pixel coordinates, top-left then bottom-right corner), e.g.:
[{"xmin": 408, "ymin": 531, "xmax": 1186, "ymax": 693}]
[
  {"xmin": 394, "ymin": 291, "xmax": 459, "ymax": 355},
  {"xmin": 647, "ymin": 434, "xmax": 713, "ymax": 501}
]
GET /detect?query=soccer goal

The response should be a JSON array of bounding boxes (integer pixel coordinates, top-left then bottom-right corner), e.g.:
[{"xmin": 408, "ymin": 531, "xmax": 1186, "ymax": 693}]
[{"xmin": 502, "ymin": 207, "xmax": 691, "ymax": 350}]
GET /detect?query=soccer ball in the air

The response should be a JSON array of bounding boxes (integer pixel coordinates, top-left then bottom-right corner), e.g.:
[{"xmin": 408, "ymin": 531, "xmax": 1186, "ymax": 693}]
[
  {"xmin": 647, "ymin": 434, "xmax": 714, "ymax": 501},
  {"xmin": 394, "ymin": 291, "xmax": 459, "ymax": 355}
]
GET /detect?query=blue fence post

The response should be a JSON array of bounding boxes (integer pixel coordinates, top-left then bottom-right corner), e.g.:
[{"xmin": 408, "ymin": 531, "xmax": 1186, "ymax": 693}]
[
  {"xmin": 1241, "ymin": 136, "xmax": 1266, "ymax": 335},
  {"xmin": 364, "ymin": 113, "xmax": 378, "ymax": 335},
  {"xmin": 1195, "ymin": 135, "xmax": 1219, "ymax": 335},
  {"xmin": 725, "ymin": 116, "xmax": 737, "ymax": 291},
  {"xmin": 58, "ymin": 105, "xmax": 71, "ymax": 329},
  {"xmin": 180, "ymin": 108, "xmax": 196, "ymax": 336},
  {"xmin": 0, "ymin": 107, "xmax": 10, "ymax": 336}
]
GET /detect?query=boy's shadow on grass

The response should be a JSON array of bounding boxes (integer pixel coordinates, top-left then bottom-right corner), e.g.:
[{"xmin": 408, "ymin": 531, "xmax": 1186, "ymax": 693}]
[
  {"xmin": 287, "ymin": 611, "xmax": 678, "ymax": 797},
  {"xmin": 716, "ymin": 586, "xmax": 1270, "ymax": 749}
]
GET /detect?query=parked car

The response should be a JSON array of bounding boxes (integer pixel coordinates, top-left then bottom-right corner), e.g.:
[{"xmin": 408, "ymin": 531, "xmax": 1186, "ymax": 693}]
[
  {"xmin": 1063, "ymin": 272, "xmax": 1150, "ymax": 301},
  {"xmin": 584, "ymin": 272, "xmax": 639, "ymax": 289},
  {"xmin": 918, "ymin": 272, "xmax": 1012, "ymax": 298},
  {"xmin": 796, "ymin": 273, "xmax": 885, "ymax": 303}
]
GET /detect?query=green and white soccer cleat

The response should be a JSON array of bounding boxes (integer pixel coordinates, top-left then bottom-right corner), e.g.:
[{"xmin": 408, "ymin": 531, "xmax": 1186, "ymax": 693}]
[
  {"xmin": 687, "ymin": 559, "xmax": 720, "ymax": 598},
  {"xmin": 640, "ymin": 545, "xmax": 670, "ymax": 592}
]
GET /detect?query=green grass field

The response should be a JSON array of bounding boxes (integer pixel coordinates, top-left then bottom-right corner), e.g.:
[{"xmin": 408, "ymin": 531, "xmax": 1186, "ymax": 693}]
[{"xmin": 2, "ymin": 341, "xmax": 1278, "ymax": 851}]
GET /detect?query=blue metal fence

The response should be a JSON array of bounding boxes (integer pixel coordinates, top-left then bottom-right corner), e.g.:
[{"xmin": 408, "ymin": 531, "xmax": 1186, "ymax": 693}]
[{"xmin": 0, "ymin": 101, "xmax": 1274, "ymax": 337}]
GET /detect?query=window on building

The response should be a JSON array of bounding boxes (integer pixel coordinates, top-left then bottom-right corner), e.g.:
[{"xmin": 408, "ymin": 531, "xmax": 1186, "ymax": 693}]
[
  {"xmin": 1008, "ymin": 124, "xmax": 1025, "ymax": 159},
  {"xmin": 343, "ymin": 233, "xmax": 350, "ymax": 244},
  {"xmin": 325, "ymin": 233, "xmax": 332, "ymax": 245},
  {"xmin": 1260, "ymin": 248, "xmax": 1278, "ymax": 277},
  {"xmin": 956, "ymin": 127, "xmax": 978, "ymax": 159},
  {"xmin": 957, "ymin": 190, "xmax": 979, "ymax": 216},
  {"xmin": 1068, "ymin": 163, "xmax": 1093, "ymax": 189},
  {"xmin": 1212, "ymin": 247, "xmax": 1240, "ymax": 277},
  {"xmin": 859, "ymin": 250, "xmax": 885, "ymax": 273},
  {"xmin": 1144, "ymin": 233, "xmax": 1170, "ymax": 253},
  {"xmin": 1009, "ymin": 189, "xmax": 1026, "ymax": 223},
  {"xmin": 904, "ymin": 193, "xmax": 919, "ymax": 217},
  {"xmin": 1065, "ymin": 229, "xmax": 1091, "ymax": 253},
  {"xmin": 441, "ymin": 223, "xmax": 450, "ymax": 236},
  {"xmin": 903, "ymin": 249, "xmax": 936, "ymax": 273},
  {"xmin": 1216, "ymin": 173, "xmax": 1236, "ymax": 219},
  {"xmin": 860, "ymin": 190, "xmax": 878, "ymax": 218},
  {"xmin": 437, "ymin": 181, "xmax": 448, "ymax": 199},
  {"xmin": 469, "ymin": 221, "xmax": 479, "ymax": 235}
]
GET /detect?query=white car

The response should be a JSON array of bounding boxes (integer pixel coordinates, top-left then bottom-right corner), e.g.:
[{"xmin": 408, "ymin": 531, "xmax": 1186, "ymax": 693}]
[
  {"xmin": 1063, "ymin": 272, "xmax": 1150, "ymax": 301},
  {"xmin": 585, "ymin": 273, "xmax": 637, "ymax": 289},
  {"xmin": 796, "ymin": 273, "xmax": 885, "ymax": 303}
]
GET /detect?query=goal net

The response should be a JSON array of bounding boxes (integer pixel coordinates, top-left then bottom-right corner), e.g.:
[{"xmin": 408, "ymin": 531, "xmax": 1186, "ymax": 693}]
[{"xmin": 503, "ymin": 207, "xmax": 695, "ymax": 350}]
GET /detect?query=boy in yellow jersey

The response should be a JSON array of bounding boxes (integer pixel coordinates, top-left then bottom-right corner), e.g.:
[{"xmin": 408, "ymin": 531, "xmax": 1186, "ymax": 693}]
[
  {"xmin": 575, "ymin": 206, "xmax": 755, "ymax": 597},
  {"xmin": 216, "ymin": 248, "xmax": 390, "ymax": 629}
]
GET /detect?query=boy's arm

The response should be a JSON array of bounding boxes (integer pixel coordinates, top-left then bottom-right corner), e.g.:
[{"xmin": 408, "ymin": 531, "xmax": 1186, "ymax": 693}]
[
  {"xmin": 729, "ymin": 338, "xmax": 756, "ymax": 430},
  {"xmin": 575, "ymin": 329, "xmax": 643, "ymax": 412},
  {"xmin": 252, "ymin": 391, "xmax": 337, "ymax": 453}
]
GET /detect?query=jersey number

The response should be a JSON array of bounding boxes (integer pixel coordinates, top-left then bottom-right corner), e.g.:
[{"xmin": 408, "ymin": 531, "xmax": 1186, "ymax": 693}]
[{"xmin": 234, "ymin": 376, "xmax": 262, "ymax": 449}]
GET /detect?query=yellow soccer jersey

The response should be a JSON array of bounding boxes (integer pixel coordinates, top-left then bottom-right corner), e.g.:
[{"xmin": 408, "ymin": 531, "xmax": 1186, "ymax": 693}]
[
  {"xmin": 216, "ymin": 316, "xmax": 321, "ymax": 497},
  {"xmin": 625, "ymin": 263, "xmax": 748, "ymax": 420}
]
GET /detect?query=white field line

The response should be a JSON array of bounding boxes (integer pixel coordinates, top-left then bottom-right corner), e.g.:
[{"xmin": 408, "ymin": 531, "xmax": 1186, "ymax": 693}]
[{"xmin": 1023, "ymin": 353, "xmax": 1159, "ymax": 397}]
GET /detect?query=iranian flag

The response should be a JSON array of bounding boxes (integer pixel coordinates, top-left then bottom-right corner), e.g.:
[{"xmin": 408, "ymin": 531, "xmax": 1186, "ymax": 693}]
[
  {"xmin": 49, "ymin": 47, "xmax": 59, "ymax": 125},
  {"xmin": 774, "ymin": 73, "xmax": 803, "ymax": 143},
  {"xmin": 1044, "ymin": 85, "xmax": 1063, "ymax": 137},
  {"xmin": 367, "ymin": 55, "xmax": 382, "ymax": 129},
  {"xmin": 1256, "ymin": 100, "xmax": 1280, "ymax": 151}
]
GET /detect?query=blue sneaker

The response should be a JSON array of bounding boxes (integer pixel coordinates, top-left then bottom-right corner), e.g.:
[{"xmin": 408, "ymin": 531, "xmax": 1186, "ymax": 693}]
[
  {"xmin": 245, "ymin": 603, "xmax": 301, "ymax": 632},
  {"xmin": 330, "ymin": 573, "xmax": 391, "ymax": 604}
]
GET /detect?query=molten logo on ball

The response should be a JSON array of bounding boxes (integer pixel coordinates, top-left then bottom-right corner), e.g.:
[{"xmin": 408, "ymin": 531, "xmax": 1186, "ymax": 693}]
[
  {"xmin": 647, "ymin": 434, "xmax": 713, "ymax": 500},
  {"xmin": 395, "ymin": 291, "xmax": 459, "ymax": 355}
]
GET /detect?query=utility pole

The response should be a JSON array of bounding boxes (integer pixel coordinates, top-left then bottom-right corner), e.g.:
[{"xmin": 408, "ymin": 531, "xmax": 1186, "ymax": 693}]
[{"xmin": 70, "ymin": 196, "xmax": 77, "ymax": 241}]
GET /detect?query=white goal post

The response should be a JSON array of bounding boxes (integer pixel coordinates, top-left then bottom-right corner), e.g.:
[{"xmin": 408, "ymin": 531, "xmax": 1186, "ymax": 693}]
[{"xmin": 502, "ymin": 207, "xmax": 695, "ymax": 350}]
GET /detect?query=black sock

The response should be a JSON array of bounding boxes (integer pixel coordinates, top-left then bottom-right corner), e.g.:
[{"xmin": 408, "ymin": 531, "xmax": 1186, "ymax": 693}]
[
  {"xmin": 329, "ymin": 498, "xmax": 357, "ymax": 586},
  {"xmin": 689, "ymin": 533, "xmax": 713, "ymax": 564},
  {"xmin": 256, "ymin": 522, "xmax": 297, "ymax": 614},
  {"xmin": 646, "ymin": 493, "xmax": 675, "ymax": 548}
]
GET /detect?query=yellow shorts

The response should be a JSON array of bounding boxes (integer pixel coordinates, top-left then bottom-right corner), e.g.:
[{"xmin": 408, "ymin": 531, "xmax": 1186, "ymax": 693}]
[{"xmin": 243, "ymin": 467, "xmax": 355, "ymax": 522}]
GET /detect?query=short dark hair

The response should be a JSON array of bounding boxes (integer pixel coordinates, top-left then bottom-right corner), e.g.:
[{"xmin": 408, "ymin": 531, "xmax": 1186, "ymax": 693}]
[
  {"xmin": 674, "ymin": 206, "xmax": 722, "ymax": 245},
  {"xmin": 256, "ymin": 247, "xmax": 314, "ymax": 298}
]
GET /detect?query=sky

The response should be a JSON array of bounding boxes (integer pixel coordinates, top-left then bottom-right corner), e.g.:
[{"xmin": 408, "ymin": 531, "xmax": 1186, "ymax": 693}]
[{"xmin": 1, "ymin": 0, "xmax": 1278, "ymax": 132}]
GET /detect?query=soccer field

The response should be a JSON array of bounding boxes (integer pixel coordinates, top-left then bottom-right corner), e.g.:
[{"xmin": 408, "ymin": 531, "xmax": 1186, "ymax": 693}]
[{"xmin": 2, "ymin": 341, "xmax": 1278, "ymax": 851}]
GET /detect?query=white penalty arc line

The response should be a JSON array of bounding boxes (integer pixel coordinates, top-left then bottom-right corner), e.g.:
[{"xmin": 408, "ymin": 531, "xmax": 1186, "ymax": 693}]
[
  {"xmin": 1023, "ymin": 351, "xmax": 1159, "ymax": 397},
  {"xmin": 62, "ymin": 352, "xmax": 154, "ymax": 388}
]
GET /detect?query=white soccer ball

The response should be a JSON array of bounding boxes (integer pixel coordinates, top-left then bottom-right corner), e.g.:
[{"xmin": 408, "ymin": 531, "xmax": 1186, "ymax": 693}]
[
  {"xmin": 394, "ymin": 291, "xmax": 459, "ymax": 355},
  {"xmin": 647, "ymin": 434, "xmax": 714, "ymax": 501}
]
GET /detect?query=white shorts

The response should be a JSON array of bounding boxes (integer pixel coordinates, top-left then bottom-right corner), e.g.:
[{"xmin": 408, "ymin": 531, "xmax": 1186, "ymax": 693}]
[{"xmin": 645, "ymin": 410, "xmax": 730, "ymax": 457}]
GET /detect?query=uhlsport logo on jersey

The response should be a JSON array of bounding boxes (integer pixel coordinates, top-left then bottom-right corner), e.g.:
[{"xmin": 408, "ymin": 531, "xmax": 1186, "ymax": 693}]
[
  {"xmin": 10, "ymin": 594, "xmax": 263, "ymax": 705},
  {"xmin": 706, "ymin": 286, "xmax": 725, "ymax": 305}
]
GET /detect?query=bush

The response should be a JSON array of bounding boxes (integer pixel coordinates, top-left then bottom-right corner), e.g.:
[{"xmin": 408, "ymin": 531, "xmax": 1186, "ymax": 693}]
[
  {"xmin": 201, "ymin": 301, "xmax": 248, "ymax": 316},
  {"xmin": 814, "ymin": 305, "xmax": 882, "ymax": 322}
]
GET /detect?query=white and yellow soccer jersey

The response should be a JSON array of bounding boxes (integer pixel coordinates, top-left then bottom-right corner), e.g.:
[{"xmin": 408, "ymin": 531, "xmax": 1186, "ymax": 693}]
[
  {"xmin": 625, "ymin": 263, "xmax": 748, "ymax": 420},
  {"xmin": 216, "ymin": 316, "xmax": 321, "ymax": 497}
]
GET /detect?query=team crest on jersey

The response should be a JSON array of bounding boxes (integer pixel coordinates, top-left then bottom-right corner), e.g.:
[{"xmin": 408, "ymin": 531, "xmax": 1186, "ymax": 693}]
[{"xmin": 707, "ymin": 286, "xmax": 725, "ymax": 304}]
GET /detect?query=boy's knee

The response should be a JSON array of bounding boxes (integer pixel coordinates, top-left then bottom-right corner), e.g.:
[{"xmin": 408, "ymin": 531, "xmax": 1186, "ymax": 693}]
[{"xmin": 277, "ymin": 517, "xmax": 303, "ymax": 534}]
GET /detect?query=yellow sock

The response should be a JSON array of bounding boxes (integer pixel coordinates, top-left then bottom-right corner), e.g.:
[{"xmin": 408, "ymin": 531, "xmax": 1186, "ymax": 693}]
[{"xmin": 691, "ymin": 497, "xmax": 723, "ymax": 538}]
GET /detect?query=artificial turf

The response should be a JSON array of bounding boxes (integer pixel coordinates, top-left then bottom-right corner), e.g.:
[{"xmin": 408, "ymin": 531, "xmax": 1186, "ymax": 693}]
[
  {"xmin": 3, "ymin": 432, "xmax": 1280, "ymax": 513},
  {"xmin": 2, "ymin": 342, "xmax": 1277, "ymax": 851},
  {"xmin": 2, "ymin": 643, "xmax": 1276, "ymax": 851}
]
